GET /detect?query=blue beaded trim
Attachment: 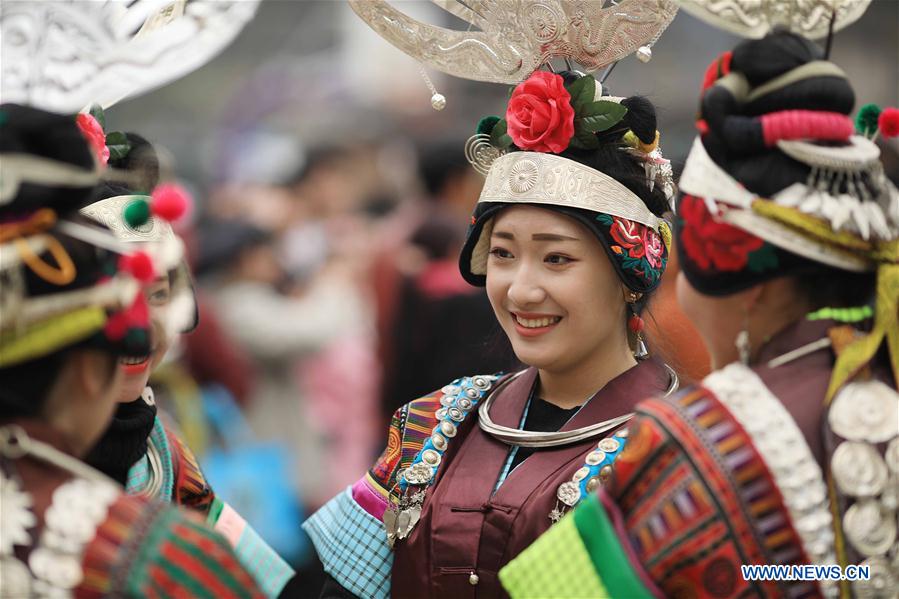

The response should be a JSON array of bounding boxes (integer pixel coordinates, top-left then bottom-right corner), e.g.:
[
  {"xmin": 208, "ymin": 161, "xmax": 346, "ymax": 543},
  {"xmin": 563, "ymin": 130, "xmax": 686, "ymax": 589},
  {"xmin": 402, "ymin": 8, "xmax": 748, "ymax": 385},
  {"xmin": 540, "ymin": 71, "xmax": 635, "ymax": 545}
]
[
  {"xmin": 399, "ymin": 374, "xmax": 499, "ymax": 492},
  {"xmin": 574, "ymin": 433, "xmax": 628, "ymax": 503}
]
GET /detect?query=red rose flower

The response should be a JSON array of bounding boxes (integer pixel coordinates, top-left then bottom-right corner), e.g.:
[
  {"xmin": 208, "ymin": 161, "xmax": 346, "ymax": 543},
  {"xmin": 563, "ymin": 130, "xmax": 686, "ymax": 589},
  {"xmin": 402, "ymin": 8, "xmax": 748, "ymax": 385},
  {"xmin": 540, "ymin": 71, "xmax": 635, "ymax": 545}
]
[
  {"xmin": 679, "ymin": 195, "xmax": 764, "ymax": 271},
  {"xmin": 506, "ymin": 71, "xmax": 576, "ymax": 153},
  {"xmin": 75, "ymin": 113, "xmax": 109, "ymax": 165},
  {"xmin": 609, "ymin": 217, "xmax": 646, "ymax": 259},
  {"xmin": 643, "ymin": 228, "xmax": 665, "ymax": 269}
]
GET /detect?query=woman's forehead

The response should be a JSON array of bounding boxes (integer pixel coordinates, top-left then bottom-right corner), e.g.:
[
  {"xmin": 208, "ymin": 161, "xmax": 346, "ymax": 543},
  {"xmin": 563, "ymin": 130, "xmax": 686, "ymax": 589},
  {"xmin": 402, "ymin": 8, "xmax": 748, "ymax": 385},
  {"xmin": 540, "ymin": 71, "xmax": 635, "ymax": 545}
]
[{"xmin": 490, "ymin": 205, "xmax": 587, "ymax": 238}]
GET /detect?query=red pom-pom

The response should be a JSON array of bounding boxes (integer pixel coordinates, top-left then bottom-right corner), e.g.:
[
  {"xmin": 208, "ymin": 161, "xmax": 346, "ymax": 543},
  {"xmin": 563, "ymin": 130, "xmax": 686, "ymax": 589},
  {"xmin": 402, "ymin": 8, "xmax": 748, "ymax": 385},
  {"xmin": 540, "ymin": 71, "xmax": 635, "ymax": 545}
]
[
  {"xmin": 150, "ymin": 183, "xmax": 191, "ymax": 222},
  {"xmin": 125, "ymin": 294, "xmax": 150, "ymax": 328},
  {"xmin": 700, "ymin": 51, "xmax": 732, "ymax": 92},
  {"xmin": 628, "ymin": 314, "xmax": 645, "ymax": 333},
  {"xmin": 878, "ymin": 107, "xmax": 899, "ymax": 139},
  {"xmin": 118, "ymin": 251, "xmax": 156, "ymax": 283},
  {"xmin": 696, "ymin": 119, "xmax": 710, "ymax": 135},
  {"xmin": 104, "ymin": 312, "xmax": 129, "ymax": 340}
]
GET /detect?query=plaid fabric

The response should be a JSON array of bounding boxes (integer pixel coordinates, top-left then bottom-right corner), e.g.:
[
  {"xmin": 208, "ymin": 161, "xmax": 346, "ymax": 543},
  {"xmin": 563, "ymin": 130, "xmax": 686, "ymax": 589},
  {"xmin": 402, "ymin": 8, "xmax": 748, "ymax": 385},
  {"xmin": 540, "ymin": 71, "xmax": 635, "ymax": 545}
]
[
  {"xmin": 303, "ymin": 487, "xmax": 392, "ymax": 599},
  {"xmin": 227, "ymin": 509, "xmax": 295, "ymax": 598},
  {"xmin": 499, "ymin": 507, "xmax": 610, "ymax": 599}
]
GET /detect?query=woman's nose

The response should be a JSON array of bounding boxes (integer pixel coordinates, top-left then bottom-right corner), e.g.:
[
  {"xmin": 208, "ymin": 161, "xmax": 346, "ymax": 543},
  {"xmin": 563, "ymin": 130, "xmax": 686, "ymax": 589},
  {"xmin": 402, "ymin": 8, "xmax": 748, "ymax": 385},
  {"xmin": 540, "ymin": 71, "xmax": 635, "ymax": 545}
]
[{"xmin": 507, "ymin": 265, "xmax": 546, "ymax": 307}]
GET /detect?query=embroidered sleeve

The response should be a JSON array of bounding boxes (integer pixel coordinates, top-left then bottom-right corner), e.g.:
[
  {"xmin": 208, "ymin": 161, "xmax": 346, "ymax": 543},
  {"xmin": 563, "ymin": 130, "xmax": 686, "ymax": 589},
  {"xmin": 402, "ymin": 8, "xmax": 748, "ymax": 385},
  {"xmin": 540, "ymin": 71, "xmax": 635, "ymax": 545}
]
[
  {"xmin": 164, "ymin": 422, "xmax": 216, "ymax": 515},
  {"xmin": 85, "ymin": 496, "xmax": 263, "ymax": 599}
]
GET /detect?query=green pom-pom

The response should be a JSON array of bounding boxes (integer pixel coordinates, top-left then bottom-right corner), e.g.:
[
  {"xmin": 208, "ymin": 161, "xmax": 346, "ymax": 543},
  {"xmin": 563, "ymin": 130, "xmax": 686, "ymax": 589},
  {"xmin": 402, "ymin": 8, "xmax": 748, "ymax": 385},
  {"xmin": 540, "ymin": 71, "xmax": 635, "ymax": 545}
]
[
  {"xmin": 477, "ymin": 116, "xmax": 501, "ymax": 136},
  {"xmin": 124, "ymin": 199, "xmax": 150, "ymax": 228},
  {"xmin": 855, "ymin": 103, "xmax": 882, "ymax": 136}
]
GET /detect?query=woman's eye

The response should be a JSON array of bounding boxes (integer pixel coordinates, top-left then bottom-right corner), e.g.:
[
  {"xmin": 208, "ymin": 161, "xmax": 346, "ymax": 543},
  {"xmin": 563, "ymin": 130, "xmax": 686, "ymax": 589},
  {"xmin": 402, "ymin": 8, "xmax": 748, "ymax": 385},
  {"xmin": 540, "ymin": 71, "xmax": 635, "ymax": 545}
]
[
  {"xmin": 489, "ymin": 247, "xmax": 513, "ymax": 259},
  {"xmin": 545, "ymin": 254, "xmax": 572, "ymax": 265},
  {"xmin": 149, "ymin": 289, "xmax": 170, "ymax": 303}
]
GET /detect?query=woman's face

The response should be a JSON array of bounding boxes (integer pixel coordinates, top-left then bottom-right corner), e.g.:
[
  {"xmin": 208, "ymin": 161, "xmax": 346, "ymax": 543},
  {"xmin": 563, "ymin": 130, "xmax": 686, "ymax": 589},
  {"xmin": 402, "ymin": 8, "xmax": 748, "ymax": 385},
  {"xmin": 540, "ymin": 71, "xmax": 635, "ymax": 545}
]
[
  {"xmin": 486, "ymin": 205, "xmax": 627, "ymax": 374},
  {"xmin": 115, "ymin": 275, "xmax": 173, "ymax": 403}
]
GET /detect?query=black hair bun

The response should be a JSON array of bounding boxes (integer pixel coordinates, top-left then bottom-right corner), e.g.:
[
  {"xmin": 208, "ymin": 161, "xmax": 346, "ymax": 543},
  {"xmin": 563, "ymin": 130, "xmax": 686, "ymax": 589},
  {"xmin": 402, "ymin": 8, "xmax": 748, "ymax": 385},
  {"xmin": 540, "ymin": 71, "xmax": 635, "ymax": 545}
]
[
  {"xmin": 92, "ymin": 132, "xmax": 161, "ymax": 202},
  {"xmin": 620, "ymin": 96, "xmax": 657, "ymax": 145},
  {"xmin": 699, "ymin": 31, "xmax": 857, "ymax": 197},
  {"xmin": 0, "ymin": 104, "xmax": 96, "ymax": 215}
]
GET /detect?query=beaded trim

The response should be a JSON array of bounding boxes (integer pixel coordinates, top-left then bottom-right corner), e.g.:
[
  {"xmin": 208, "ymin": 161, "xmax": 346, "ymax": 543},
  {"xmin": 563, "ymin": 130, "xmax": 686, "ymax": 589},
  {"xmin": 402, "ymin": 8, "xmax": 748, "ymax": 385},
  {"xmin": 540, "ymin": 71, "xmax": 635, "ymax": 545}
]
[
  {"xmin": 385, "ymin": 374, "xmax": 499, "ymax": 547},
  {"xmin": 398, "ymin": 375, "xmax": 499, "ymax": 491},
  {"xmin": 703, "ymin": 363, "xmax": 838, "ymax": 598},
  {"xmin": 549, "ymin": 431, "xmax": 628, "ymax": 523}
]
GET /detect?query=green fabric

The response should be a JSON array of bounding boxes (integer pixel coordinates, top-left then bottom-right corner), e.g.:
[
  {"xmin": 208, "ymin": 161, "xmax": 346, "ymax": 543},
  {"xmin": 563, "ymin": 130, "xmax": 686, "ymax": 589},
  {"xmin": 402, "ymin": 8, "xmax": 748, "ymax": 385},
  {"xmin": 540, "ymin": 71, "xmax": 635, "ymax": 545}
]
[
  {"xmin": 499, "ymin": 514, "xmax": 609, "ymax": 599},
  {"xmin": 207, "ymin": 495, "xmax": 225, "ymax": 526},
  {"xmin": 573, "ymin": 494, "xmax": 655, "ymax": 599}
]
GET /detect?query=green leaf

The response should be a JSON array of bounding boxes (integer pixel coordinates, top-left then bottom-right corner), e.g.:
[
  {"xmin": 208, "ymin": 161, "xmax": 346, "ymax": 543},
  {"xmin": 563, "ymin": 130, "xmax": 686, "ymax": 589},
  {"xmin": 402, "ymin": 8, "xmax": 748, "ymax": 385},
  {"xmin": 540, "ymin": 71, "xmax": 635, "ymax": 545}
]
[
  {"xmin": 747, "ymin": 243, "xmax": 779, "ymax": 273},
  {"xmin": 105, "ymin": 130, "xmax": 132, "ymax": 161},
  {"xmin": 565, "ymin": 75, "xmax": 596, "ymax": 114},
  {"xmin": 569, "ymin": 122, "xmax": 599, "ymax": 150},
  {"xmin": 577, "ymin": 101, "xmax": 628, "ymax": 133},
  {"xmin": 89, "ymin": 104, "xmax": 106, "ymax": 131},
  {"xmin": 477, "ymin": 115, "xmax": 501, "ymax": 136},
  {"xmin": 490, "ymin": 119, "xmax": 513, "ymax": 149}
]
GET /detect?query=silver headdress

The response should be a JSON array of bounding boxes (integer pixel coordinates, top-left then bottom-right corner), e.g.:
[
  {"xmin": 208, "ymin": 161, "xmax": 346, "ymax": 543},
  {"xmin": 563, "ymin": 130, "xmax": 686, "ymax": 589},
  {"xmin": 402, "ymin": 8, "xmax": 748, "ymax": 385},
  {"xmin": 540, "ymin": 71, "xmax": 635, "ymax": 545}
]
[
  {"xmin": 0, "ymin": 0, "xmax": 259, "ymax": 112},
  {"xmin": 677, "ymin": 0, "xmax": 871, "ymax": 39},
  {"xmin": 349, "ymin": 0, "xmax": 678, "ymax": 85}
]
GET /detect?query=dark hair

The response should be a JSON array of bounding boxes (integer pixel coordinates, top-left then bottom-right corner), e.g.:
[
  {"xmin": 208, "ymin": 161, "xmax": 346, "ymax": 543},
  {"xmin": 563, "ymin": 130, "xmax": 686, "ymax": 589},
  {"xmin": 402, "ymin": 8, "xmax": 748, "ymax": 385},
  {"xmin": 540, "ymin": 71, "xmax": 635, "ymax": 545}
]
[
  {"xmin": 90, "ymin": 132, "xmax": 161, "ymax": 202},
  {"xmin": 699, "ymin": 31, "xmax": 876, "ymax": 308}
]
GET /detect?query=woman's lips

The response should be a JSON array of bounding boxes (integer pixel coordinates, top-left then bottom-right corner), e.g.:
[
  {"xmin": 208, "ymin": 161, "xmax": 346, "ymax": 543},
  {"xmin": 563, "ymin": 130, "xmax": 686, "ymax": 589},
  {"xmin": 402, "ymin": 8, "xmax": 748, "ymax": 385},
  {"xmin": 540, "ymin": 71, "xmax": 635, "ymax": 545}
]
[
  {"xmin": 511, "ymin": 312, "xmax": 562, "ymax": 338},
  {"xmin": 120, "ymin": 353, "xmax": 151, "ymax": 375}
]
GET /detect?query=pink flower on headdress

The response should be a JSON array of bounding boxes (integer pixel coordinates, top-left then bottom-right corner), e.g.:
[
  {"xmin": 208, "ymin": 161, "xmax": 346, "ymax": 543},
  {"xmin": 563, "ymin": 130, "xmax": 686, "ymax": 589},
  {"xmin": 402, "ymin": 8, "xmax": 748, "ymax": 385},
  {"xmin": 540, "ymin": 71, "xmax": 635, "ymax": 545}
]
[
  {"xmin": 643, "ymin": 228, "xmax": 664, "ymax": 269},
  {"xmin": 506, "ymin": 71, "xmax": 575, "ymax": 153},
  {"xmin": 75, "ymin": 113, "xmax": 109, "ymax": 166}
]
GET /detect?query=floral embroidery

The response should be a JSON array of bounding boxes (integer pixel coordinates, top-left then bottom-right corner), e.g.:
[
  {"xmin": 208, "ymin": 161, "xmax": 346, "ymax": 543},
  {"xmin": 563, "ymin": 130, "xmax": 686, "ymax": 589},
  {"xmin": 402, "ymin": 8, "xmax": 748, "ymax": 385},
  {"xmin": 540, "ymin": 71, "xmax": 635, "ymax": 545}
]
[
  {"xmin": 678, "ymin": 195, "xmax": 778, "ymax": 272},
  {"xmin": 596, "ymin": 213, "xmax": 667, "ymax": 287}
]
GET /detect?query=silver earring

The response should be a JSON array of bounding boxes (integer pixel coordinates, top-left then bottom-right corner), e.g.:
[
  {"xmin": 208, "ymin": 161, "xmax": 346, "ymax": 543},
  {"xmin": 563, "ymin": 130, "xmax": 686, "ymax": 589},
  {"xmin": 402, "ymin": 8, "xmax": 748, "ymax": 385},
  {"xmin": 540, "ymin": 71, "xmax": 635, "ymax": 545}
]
[{"xmin": 735, "ymin": 314, "xmax": 751, "ymax": 365}]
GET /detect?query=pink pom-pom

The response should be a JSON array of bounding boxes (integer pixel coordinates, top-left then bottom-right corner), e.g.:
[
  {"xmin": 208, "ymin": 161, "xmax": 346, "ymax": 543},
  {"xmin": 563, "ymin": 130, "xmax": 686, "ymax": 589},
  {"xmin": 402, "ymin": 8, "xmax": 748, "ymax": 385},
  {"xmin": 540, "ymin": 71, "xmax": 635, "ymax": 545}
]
[
  {"xmin": 878, "ymin": 107, "xmax": 899, "ymax": 139},
  {"xmin": 151, "ymin": 183, "xmax": 191, "ymax": 222},
  {"xmin": 118, "ymin": 251, "xmax": 156, "ymax": 283}
]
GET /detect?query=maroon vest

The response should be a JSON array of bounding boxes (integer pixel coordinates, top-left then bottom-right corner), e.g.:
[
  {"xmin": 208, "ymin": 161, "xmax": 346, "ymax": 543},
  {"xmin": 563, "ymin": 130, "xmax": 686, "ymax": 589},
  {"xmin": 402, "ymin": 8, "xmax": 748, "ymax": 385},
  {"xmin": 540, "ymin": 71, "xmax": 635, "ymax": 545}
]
[{"xmin": 391, "ymin": 360, "xmax": 670, "ymax": 598}]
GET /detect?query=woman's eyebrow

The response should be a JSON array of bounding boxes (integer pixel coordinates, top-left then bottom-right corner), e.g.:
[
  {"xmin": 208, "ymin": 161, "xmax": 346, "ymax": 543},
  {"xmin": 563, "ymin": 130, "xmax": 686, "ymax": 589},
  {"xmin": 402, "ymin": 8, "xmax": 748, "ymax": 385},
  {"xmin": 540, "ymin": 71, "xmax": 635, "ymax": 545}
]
[
  {"xmin": 531, "ymin": 233, "xmax": 579, "ymax": 241},
  {"xmin": 491, "ymin": 231, "xmax": 579, "ymax": 241}
]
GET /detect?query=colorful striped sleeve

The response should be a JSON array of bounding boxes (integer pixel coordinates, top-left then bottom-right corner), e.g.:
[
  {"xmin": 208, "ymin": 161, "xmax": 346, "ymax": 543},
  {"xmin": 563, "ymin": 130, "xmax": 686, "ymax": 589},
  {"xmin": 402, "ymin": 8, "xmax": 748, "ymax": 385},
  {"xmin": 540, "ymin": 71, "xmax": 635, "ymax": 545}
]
[{"xmin": 124, "ymin": 502, "xmax": 265, "ymax": 598}]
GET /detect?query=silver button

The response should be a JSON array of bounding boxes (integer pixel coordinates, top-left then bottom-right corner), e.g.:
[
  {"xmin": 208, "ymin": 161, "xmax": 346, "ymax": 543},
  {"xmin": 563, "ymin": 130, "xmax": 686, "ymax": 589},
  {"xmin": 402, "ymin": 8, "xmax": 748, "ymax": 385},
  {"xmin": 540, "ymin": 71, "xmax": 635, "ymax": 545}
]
[
  {"xmin": 572, "ymin": 466, "xmax": 590, "ymax": 482},
  {"xmin": 598, "ymin": 438, "xmax": 620, "ymax": 453},
  {"xmin": 469, "ymin": 572, "xmax": 479, "ymax": 586},
  {"xmin": 585, "ymin": 450, "xmax": 606, "ymax": 465},
  {"xmin": 421, "ymin": 449, "xmax": 441, "ymax": 466},
  {"xmin": 458, "ymin": 398, "xmax": 473, "ymax": 411},
  {"xmin": 448, "ymin": 407, "xmax": 465, "ymax": 422},
  {"xmin": 431, "ymin": 434, "xmax": 447, "ymax": 451},
  {"xmin": 465, "ymin": 387, "xmax": 480, "ymax": 400},
  {"xmin": 472, "ymin": 376, "xmax": 491, "ymax": 390},
  {"xmin": 442, "ymin": 385, "xmax": 461, "ymax": 395},
  {"xmin": 439, "ymin": 421, "xmax": 457, "ymax": 438}
]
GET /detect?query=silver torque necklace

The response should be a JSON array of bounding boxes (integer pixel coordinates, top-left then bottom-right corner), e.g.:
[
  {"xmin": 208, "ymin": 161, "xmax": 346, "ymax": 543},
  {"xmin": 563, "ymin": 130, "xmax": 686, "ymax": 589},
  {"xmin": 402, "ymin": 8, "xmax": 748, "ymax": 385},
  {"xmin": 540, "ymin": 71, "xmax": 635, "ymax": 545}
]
[
  {"xmin": 478, "ymin": 365, "xmax": 679, "ymax": 448},
  {"xmin": 0, "ymin": 424, "xmax": 119, "ymax": 487}
]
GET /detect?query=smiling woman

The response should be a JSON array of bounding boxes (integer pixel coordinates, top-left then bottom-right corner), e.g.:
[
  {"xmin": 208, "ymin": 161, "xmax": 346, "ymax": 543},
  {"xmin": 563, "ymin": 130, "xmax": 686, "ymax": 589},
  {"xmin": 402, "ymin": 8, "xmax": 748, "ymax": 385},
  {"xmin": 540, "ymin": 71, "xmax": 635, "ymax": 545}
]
[{"xmin": 305, "ymin": 69, "xmax": 679, "ymax": 599}]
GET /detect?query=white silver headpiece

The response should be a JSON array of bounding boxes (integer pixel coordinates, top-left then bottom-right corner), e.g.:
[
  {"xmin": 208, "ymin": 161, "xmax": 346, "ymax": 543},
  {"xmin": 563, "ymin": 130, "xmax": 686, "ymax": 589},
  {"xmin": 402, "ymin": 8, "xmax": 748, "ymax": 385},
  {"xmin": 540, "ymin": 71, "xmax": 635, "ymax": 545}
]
[
  {"xmin": 349, "ymin": 0, "xmax": 678, "ymax": 85},
  {"xmin": 1, "ymin": 0, "xmax": 259, "ymax": 112},
  {"xmin": 677, "ymin": 0, "xmax": 871, "ymax": 39}
]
